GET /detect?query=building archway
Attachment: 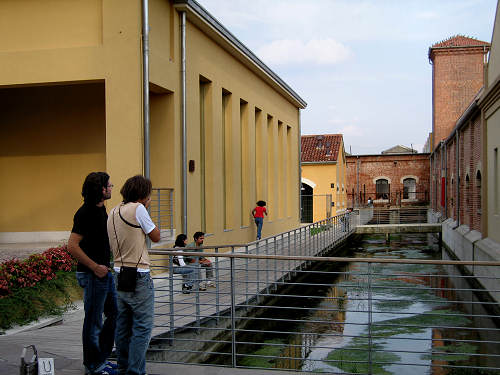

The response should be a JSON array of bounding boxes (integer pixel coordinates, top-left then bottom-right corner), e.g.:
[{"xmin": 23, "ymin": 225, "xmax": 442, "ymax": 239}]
[{"xmin": 301, "ymin": 182, "xmax": 314, "ymax": 223}]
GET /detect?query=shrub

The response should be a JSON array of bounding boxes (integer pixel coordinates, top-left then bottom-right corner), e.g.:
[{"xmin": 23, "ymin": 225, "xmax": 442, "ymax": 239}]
[{"xmin": 0, "ymin": 245, "xmax": 76, "ymax": 298}]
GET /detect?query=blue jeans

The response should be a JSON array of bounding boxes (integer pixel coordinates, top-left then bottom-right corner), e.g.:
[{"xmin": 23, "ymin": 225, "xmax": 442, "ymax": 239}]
[
  {"xmin": 255, "ymin": 217, "xmax": 264, "ymax": 239},
  {"xmin": 76, "ymin": 271, "xmax": 117, "ymax": 374},
  {"xmin": 173, "ymin": 265, "xmax": 196, "ymax": 287},
  {"xmin": 114, "ymin": 272, "xmax": 154, "ymax": 375}
]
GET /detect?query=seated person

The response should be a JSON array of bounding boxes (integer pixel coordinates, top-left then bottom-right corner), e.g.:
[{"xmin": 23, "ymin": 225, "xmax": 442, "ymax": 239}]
[{"xmin": 186, "ymin": 231, "xmax": 215, "ymax": 290}]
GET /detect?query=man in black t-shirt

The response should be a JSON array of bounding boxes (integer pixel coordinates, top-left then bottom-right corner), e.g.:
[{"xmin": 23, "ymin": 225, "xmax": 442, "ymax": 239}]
[{"xmin": 68, "ymin": 172, "xmax": 118, "ymax": 375}]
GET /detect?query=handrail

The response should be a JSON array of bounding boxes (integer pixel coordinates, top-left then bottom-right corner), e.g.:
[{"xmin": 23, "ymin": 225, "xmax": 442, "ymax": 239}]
[{"xmin": 149, "ymin": 249, "xmax": 500, "ymax": 266}]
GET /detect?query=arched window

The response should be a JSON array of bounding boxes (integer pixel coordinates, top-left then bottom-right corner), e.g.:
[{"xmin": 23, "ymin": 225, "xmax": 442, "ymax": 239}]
[
  {"xmin": 403, "ymin": 178, "xmax": 416, "ymax": 200},
  {"xmin": 376, "ymin": 179, "xmax": 389, "ymax": 200}
]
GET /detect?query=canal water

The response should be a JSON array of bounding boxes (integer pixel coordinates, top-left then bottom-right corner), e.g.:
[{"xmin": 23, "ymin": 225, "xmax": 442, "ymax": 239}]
[{"xmin": 206, "ymin": 233, "xmax": 500, "ymax": 374}]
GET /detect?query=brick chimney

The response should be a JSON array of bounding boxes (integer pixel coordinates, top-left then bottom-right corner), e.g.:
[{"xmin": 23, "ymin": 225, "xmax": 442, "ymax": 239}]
[{"xmin": 429, "ymin": 35, "xmax": 490, "ymax": 149}]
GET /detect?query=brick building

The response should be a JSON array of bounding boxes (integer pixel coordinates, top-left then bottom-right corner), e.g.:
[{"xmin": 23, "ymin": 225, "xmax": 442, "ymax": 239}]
[
  {"xmin": 346, "ymin": 153, "xmax": 430, "ymax": 208},
  {"xmin": 429, "ymin": 36, "xmax": 489, "ymax": 233},
  {"xmin": 429, "ymin": 35, "xmax": 490, "ymax": 149}
]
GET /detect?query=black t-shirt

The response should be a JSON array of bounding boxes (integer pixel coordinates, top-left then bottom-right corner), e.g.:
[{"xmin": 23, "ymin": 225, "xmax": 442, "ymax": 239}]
[{"xmin": 71, "ymin": 203, "xmax": 111, "ymax": 273}]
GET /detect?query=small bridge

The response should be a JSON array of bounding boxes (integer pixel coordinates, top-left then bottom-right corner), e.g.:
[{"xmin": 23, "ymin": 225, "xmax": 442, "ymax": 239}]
[{"xmin": 356, "ymin": 223, "xmax": 442, "ymax": 234}]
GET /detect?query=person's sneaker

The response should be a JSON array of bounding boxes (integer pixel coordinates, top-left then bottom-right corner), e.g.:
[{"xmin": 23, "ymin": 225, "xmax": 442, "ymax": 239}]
[
  {"xmin": 91, "ymin": 365, "xmax": 118, "ymax": 375},
  {"xmin": 206, "ymin": 281, "xmax": 216, "ymax": 288},
  {"xmin": 198, "ymin": 282, "xmax": 207, "ymax": 291},
  {"xmin": 182, "ymin": 284, "xmax": 192, "ymax": 294}
]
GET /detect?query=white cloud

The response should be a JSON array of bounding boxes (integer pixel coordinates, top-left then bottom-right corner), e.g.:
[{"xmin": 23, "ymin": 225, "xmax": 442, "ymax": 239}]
[
  {"xmin": 256, "ymin": 38, "xmax": 351, "ymax": 66},
  {"xmin": 416, "ymin": 11, "xmax": 438, "ymax": 20},
  {"xmin": 338, "ymin": 125, "xmax": 364, "ymax": 137}
]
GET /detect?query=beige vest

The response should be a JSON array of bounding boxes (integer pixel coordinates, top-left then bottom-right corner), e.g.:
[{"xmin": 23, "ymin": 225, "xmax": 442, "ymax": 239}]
[{"xmin": 108, "ymin": 202, "xmax": 150, "ymax": 269}]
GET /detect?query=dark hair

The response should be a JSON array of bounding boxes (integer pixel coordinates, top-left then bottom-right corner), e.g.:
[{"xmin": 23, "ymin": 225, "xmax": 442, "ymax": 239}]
[
  {"xmin": 193, "ymin": 231, "xmax": 205, "ymax": 240},
  {"xmin": 174, "ymin": 234, "xmax": 187, "ymax": 247},
  {"xmin": 81, "ymin": 172, "xmax": 109, "ymax": 205},
  {"xmin": 120, "ymin": 175, "xmax": 152, "ymax": 203},
  {"xmin": 257, "ymin": 200, "xmax": 266, "ymax": 207}
]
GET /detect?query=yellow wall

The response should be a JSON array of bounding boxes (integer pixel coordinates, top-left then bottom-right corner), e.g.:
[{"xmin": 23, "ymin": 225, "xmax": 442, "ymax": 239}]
[
  {"xmin": 0, "ymin": 83, "xmax": 106, "ymax": 231},
  {"xmin": 183, "ymin": 21, "xmax": 301, "ymax": 244},
  {"xmin": 0, "ymin": 0, "xmax": 303, "ymax": 246},
  {"xmin": 301, "ymin": 139, "xmax": 347, "ymax": 222}
]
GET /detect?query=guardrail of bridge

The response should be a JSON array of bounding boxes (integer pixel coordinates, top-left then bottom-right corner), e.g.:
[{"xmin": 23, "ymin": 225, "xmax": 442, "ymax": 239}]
[
  {"xmin": 146, "ymin": 218, "xmax": 500, "ymax": 373},
  {"xmin": 364, "ymin": 207, "xmax": 429, "ymax": 225}
]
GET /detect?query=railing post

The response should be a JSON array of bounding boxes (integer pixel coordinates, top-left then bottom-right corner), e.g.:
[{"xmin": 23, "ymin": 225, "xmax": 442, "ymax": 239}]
[
  {"xmin": 274, "ymin": 236, "xmax": 278, "ymax": 290},
  {"xmin": 256, "ymin": 241, "xmax": 260, "ymax": 304},
  {"xmin": 195, "ymin": 260, "xmax": 201, "ymax": 332},
  {"xmin": 230, "ymin": 256, "xmax": 237, "ymax": 368},
  {"xmin": 265, "ymin": 238, "xmax": 270, "ymax": 294},
  {"xmin": 368, "ymin": 262, "xmax": 373, "ymax": 375},
  {"xmin": 168, "ymin": 255, "xmax": 175, "ymax": 345},
  {"xmin": 245, "ymin": 245, "xmax": 249, "ymax": 310},
  {"xmin": 215, "ymin": 247, "xmax": 220, "ymax": 322}
]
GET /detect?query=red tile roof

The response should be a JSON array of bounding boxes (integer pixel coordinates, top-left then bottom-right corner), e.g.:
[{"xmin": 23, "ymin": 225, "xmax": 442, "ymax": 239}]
[
  {"xmin": 431, "ymin": 35, "xmax": 490, "ymax": 48},
  {"xmin": 301, "ymin": 134, "xmax": 343, "ymax": 162}
]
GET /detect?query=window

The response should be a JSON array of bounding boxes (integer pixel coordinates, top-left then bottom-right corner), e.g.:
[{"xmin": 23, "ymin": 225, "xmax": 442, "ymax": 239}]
[
  {"xmin": 331, "ymin": 183, "xmax": 335, "ymax": 188},
  {"xmin": 403, "ymin": 178, "xmax": 416, "ymax": 199},
  {"xmin": 376, "ymin": 179, "xmax": 389, "ymax": 200}
]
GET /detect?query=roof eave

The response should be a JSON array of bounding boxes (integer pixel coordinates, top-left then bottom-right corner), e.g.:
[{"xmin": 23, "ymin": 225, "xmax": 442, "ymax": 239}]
[{"xmin": 173, "ymin": 0, "xmax": 307, "ymax": 109}]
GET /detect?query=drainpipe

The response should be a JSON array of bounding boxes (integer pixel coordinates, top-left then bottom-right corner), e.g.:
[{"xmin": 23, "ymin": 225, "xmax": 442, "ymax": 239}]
[
  {"xmin": 455, "ymin": 130, "xmax": 460, "ymax": 227},
  {"xmin": 142, "ymin": 0, "xmax": 150, "ymax": 178},
  {"xmin": 181, "ymin": 11, "xmax": 188, "ymax": 233}
]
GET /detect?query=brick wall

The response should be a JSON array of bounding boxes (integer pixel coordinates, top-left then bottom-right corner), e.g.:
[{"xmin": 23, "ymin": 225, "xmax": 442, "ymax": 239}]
[
  {"xmin": 430, "ymin": 112, "xmax": 482, "ymax": 232},
  {"xmin": 346, "ymin": 154, "xmax": 430, "ymax": 207},
  {"xmin": 431, "ymin": 47, "xmax": 487, "ymax": 148}
]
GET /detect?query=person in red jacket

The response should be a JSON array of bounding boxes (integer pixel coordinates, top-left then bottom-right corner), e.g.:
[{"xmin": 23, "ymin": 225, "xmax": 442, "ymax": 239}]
[{"xmin": 252, "ymin": 200, "xmax": 268, "ymax": 240}]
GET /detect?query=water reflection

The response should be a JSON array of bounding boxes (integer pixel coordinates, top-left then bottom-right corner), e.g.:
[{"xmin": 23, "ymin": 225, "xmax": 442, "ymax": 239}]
[{"xmin": 207, "ymin": 234, "xmax": 500, "ymax": 374}]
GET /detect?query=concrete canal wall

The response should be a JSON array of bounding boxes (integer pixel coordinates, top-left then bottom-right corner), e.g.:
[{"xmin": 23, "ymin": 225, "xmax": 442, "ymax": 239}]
[{"xmin": 428, "ymin": 210, "xmax": 500, "ymax": 304}]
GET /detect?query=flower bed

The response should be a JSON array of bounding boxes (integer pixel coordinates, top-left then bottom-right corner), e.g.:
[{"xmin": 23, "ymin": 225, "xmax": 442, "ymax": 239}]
[{"xmin": 0, "ymin": 245, "xmax": 76, "ymax": 298}]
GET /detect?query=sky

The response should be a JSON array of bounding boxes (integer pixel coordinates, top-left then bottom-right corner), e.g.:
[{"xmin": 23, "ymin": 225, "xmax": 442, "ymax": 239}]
[{"xmin": 196, "ymin": 0, "xmax": 497, "ymax": 154}]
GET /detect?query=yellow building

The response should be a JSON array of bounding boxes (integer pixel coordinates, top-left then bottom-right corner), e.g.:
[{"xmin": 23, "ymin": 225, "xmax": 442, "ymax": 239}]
[
  {"xmin": 300, "ymin": 134, "xmax": 348, "ymax": 223},
  {"xmin": 479, "ymin": 0, "xmax": 500, "ymax": 246},
  {"xmin": 0, "ymin": 0, "xmax": 306, "ymax": 246}
]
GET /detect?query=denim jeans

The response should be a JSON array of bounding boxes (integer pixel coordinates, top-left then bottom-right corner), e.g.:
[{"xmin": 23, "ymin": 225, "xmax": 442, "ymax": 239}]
[
  {"xmin": 76, "ymin": 271, "xmax": 117, "ymax": 374},
  {"xmin": 173, "ymin": 265, "xmax": 196, "ymax": 287},
  {"xmin": 254, "ymin": 217, "xmax": 264, "ymax": 239},
  {"xmin": 114, "ymin": 272, "xmax": 154, "ymax": 375}
]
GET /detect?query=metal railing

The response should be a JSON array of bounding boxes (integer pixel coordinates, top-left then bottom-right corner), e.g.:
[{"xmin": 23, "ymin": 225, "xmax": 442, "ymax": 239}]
[
  {"xmin": 348, "ymin": 191, "xmax": 429, "ymax": 208},
  {"xmin": 150, "ymin": 188, "xmax": 174, "ymax": 240},
  {"xmin": 366, "ymin": 207, "xmax": 428, "ymax": 225},
  {"xmin": 147, "ymin": 235, "xmax": 500, "ymax": 374}
]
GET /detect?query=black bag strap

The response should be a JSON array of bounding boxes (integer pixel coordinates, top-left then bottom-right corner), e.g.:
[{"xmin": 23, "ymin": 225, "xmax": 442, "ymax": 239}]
[
  {"xmin": 118, "ymin": 206, "xmax": 142, "ymax": 228},
  {"xmin": 112, "ymin": 205, "xmax": 142, "ymax": 269}
]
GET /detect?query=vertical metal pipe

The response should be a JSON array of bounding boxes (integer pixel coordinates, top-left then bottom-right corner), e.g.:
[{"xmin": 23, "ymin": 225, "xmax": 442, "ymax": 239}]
[
  {"xmin": 142, "ymin": 0, "xmax": 150, "ymax": 178},
  {"xmin": 230, "ymin": 257, "xmax": 237, "ymax": 367},
  {"xmin": 181, "ymin": 11, "xmax": 188, "ymax": 233}
]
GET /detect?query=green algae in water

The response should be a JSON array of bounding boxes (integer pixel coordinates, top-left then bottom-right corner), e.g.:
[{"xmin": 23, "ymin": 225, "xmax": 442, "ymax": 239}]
[
  {"xmin": 371, "ymin": 309, "xmax": 472, "ymax": 337},
  {"xmin": 421, "ymin": 341, "xmax": 477, "ymax": 362},
  {"xmin": 238, "ymin": 338, "xmax": 287, "ymax": 368},
  {"xmin": 325, "ymin": 338, "xmax": 399, "ymax": 375}
]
